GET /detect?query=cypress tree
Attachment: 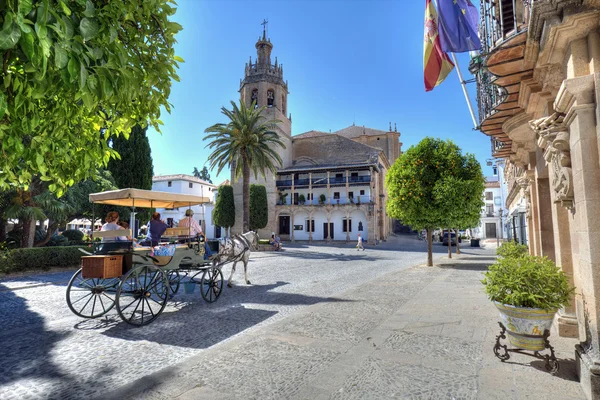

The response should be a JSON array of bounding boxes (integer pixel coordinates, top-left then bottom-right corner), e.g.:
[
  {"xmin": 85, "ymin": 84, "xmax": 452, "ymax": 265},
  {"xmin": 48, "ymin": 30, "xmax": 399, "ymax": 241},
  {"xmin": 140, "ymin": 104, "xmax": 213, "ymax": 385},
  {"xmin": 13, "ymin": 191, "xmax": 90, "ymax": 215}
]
[
  {"xmin": 249, "ymin": 184, "xmax": 268, "ymax": 231},
  {"xmin": 108, "ymin": 125, "xmax": 154, "ymax": 190},
  {"xmin": 213, "ymin": 185, "xmax": 235, "ymax": 235}
]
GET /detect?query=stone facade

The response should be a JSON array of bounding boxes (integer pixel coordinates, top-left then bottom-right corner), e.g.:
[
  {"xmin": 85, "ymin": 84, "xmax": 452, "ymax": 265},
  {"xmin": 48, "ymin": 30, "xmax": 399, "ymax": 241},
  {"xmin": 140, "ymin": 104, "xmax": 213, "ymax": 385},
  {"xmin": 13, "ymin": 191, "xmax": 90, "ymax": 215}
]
[
  {"xmin": 230, "ymin": 29, "xmax": 399, "ymax": 244},
  {"xmin": 474, "ymin": 1, "xmax": 600, "ymax": 397}
]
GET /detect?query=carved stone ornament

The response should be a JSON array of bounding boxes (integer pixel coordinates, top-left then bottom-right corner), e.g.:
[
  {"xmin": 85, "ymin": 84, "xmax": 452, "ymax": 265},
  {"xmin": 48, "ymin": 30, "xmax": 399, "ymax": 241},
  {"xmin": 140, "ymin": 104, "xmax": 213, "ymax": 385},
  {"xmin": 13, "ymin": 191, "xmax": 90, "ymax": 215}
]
[{"xmin": 529, "ymin": 112, "xmax": 574, "ymax": 210}]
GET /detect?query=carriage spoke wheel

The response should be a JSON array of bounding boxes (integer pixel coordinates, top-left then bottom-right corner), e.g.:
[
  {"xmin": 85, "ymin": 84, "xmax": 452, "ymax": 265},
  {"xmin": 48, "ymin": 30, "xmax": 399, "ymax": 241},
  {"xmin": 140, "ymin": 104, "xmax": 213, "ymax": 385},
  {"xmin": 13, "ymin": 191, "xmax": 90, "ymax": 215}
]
[
  {"xmin": 66, "ymin": 268, "xmax": 119, "ymax": 318},
  {"xmin": 200, "ymin": 268, "xmax": 223, "ymax": 303},
  {"xmin": 167, "ymin": 270, "xmax": 181, "ymax": 298},
  {"xmin": 116, "ymin": 265, "xmax": 168, "ymax": 326}
]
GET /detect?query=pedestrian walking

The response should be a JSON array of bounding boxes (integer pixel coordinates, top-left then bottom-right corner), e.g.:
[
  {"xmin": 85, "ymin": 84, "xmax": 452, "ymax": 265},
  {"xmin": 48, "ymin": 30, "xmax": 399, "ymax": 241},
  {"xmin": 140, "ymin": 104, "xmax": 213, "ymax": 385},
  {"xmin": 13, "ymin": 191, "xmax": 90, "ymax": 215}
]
[{"xmin": 356, "ymin": 234, "xmax": 365, "ymax": 251}]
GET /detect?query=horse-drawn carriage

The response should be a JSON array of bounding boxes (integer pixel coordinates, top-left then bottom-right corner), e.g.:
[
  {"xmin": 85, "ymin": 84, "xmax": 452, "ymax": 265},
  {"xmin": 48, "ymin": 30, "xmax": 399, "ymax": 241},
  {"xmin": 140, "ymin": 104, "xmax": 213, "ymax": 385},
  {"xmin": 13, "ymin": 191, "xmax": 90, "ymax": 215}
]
[{"xmin": 65, "ymin": 188, "xmax": 250, "ymax": 326}]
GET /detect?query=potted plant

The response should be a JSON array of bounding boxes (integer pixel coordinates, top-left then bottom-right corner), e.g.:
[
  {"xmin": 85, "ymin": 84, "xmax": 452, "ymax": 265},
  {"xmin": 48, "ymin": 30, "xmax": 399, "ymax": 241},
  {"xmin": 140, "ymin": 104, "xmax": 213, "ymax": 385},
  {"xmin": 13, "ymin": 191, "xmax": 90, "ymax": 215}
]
[
  {"xmin": 278, "ymin": 192, "xmax": 288, "ymax": 205},
  {"xmin": 298, "ymin": 194, "xmax": 306, "ymax": 205},
  {"xmin": 319, "ymin": 194, "xmax": 326, "ymax": 205},
  {"xmin": 482, "ymin": 242, "xmax": 574, "ymax": 350}
]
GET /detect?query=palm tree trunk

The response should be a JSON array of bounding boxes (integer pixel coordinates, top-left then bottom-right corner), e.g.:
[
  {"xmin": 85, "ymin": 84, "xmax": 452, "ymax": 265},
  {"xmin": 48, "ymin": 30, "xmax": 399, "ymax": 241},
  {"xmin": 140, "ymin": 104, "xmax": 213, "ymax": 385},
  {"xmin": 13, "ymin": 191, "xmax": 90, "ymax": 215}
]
[
  {"xmin": 426, "ymin": 228, "xmax": 433, "ymax": 266},
  {"xmin": 242, "ymin": 152, "xmax": 250, "ymax": 233},
  {"xmin": 22, "ymin": 218, "xmax": 35, "ymax": 248},
  {"xmin": 0, "ymin": 217, "xmax": 6, "ymax": 242}
]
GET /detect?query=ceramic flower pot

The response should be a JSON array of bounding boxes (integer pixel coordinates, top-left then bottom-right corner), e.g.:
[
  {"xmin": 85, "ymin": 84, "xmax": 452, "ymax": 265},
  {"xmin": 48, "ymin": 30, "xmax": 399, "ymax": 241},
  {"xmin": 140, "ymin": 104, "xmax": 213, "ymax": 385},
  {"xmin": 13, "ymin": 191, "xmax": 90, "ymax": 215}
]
[{"xmin": 494, "ymin": 302, "xmax": 557, "ymax": 350}]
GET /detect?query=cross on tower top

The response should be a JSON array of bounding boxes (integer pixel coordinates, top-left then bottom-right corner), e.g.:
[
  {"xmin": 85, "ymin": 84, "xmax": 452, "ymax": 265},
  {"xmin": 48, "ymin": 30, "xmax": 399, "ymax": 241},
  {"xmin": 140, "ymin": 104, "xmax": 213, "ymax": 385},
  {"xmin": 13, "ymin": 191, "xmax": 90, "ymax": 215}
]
[{"xmin": 261, "ymin": 18, "xmax": 268, "ymax": 37}]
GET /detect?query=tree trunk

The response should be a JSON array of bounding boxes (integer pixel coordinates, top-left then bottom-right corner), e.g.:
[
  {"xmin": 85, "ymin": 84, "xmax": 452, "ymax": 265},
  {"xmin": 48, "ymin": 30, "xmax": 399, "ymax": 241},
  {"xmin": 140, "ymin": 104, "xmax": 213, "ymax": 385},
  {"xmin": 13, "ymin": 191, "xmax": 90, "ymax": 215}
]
[
  {"xmin": 455, "ymin": 228, "xmax": 461, "ymax": 255},
  {"xmin": 35, "ymin": 221, "xmax": 58, "ymax": 247},
  {"xmin": 22, "ymin": 218, "xmax": 35, "ymax": 248},
  {"xmin": 447, "ymin": 228, "xmax": 452, "ymax": 259},
  {"xmin": 0, "ymin": 217, "xmax": 6, "ymax": 242},
  {"xmin": 241, "ymin": 153, "xmax": 250, "ymax": 233},
  {"xmin": 426, "ymin": 228, "xmax": 433, "ymax": 266}
]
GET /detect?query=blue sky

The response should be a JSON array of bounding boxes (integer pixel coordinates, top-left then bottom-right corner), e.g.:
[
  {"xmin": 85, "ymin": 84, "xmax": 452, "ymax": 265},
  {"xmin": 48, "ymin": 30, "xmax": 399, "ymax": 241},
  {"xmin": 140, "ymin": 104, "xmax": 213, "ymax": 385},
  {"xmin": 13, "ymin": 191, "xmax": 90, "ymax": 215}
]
[{"xmin": 147, "ymin": 0, "xmax": 493, "ymax": 183}]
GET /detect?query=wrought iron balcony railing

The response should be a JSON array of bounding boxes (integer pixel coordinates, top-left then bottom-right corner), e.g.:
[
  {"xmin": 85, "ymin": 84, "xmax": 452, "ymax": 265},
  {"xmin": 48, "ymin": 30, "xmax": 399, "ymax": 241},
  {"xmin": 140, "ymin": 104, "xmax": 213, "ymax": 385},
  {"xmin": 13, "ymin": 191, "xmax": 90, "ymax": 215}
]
[
  {"xmin": 479, "ymin": 0, "xmax": 533, "ymax": 55},
  {"xmin": 475, "ymin": 68, "xmax": 507, "ymax": 124},
  {"xmin": 491, "ymin": 137, "xmax": 507, "ymax": 157}
]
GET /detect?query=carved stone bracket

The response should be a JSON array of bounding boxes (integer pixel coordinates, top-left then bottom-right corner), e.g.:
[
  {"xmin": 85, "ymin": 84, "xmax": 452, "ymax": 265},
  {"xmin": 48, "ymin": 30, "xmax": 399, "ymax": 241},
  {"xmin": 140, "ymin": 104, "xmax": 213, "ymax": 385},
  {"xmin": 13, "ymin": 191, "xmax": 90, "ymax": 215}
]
[
  {"xmin": 530, "ymin": 112, "xmax": 574, "ymax": 210},
  {"xmin": 517, "ymin": 174, "xmax": 533, "ymax": 218}
]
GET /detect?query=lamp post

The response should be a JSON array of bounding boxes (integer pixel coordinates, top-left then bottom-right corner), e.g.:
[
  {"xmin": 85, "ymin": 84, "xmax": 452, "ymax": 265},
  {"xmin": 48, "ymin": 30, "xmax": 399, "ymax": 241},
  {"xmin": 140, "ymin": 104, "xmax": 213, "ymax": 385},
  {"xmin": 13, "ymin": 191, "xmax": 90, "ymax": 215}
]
[{"xmin": 497, "ymin": 208, "xmax": 503, "ymax": 247}]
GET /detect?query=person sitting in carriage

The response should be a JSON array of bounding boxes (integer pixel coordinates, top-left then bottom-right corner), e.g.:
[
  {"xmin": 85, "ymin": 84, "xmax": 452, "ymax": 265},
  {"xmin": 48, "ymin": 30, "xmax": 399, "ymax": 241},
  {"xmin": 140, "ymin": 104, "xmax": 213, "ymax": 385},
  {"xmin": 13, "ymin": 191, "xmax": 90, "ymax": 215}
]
[
  {"xmin": 138, "ymin": 212, "xmax": 168, "ymax": 247},
  {"xmin": 99, "ymin": 211, "xmax": 131, "ymax": 253},
  {"xmin": 178, "ymin": 209, "xmax": 214, "ymax": 260}
]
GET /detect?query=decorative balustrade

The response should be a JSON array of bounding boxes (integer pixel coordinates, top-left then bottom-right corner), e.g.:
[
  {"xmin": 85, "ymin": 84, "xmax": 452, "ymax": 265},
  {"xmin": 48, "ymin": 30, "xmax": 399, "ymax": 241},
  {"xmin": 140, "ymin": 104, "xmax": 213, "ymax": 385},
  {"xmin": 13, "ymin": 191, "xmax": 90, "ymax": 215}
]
[
  {"xmin": 276, "ymin": 175, "xmax": 371, "ymax": 187},
  {"xmin": 479, "ymin": 0, "xmax": 533, "ymax": 55}
]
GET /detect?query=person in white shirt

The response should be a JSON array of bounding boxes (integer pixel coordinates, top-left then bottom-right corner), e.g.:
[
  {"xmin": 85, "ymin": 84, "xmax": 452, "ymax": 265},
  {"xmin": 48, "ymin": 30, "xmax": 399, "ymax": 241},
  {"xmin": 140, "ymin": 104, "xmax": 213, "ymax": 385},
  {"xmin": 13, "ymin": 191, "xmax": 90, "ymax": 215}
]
[
  {"xmin": 101, "ymin": 211, "xmax": 128, "ymax": 242},
  {"xmin": 178, "ymin": 209, "xmax": 213, "ymax": 258}
]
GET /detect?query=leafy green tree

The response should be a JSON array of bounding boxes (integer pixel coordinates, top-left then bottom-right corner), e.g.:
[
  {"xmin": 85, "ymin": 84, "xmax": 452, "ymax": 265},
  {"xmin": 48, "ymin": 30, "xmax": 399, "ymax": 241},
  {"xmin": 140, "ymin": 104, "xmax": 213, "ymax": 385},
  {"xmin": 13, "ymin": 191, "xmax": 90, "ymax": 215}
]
[
  {"xmin": 386, "ymin": 137, "xmax": 481, "ymax": 266},
  {"xmin": 0, "ymin": 0, "xmax": 182, "ymax": 194},
  {"xmin": 433, "ymin": 153, "xmax": 485, "ymax": 256},
  {"xmin": 192, "ymin": 166, "xmax": 212, "ymax": 183},
  {"xmin": 249, "ymin": 184, "xmax": 268, "ymax": 231},
  {"xmin": 204, "ymin": 100, "xmax": 285, "ymax": 232},
  {"xmin": 213, "ymin": 185, "xmax": 235, "ymax": 237},
  {"xmin": 107, "ymin": 125, "xmax": 154, "ymax": 190},
  {"xmin": 63, "ymin": 169, "xmax": 121, "ymax": 220}
]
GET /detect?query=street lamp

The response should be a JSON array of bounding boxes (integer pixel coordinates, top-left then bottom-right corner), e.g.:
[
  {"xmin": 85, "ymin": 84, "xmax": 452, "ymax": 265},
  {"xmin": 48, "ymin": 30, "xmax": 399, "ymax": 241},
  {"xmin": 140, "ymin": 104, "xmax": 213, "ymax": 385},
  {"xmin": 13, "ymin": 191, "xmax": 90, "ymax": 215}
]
[{"xmin": 497, "ymin": 208, "xmax": 503, "ymax": 247}]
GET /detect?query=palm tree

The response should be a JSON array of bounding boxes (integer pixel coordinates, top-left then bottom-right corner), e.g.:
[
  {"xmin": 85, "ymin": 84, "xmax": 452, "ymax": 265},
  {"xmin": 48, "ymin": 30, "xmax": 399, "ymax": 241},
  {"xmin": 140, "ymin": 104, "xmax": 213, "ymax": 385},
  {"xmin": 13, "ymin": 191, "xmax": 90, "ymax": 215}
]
[{"xmin": 204, "ymin": 100, "xmax": 285, "ymax": 232}]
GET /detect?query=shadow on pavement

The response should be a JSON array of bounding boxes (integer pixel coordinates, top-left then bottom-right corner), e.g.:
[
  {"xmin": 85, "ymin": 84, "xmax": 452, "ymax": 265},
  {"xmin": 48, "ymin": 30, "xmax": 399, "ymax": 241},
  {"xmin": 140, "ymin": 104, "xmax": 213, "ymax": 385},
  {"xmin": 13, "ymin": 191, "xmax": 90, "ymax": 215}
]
[
  {"xmin": 436, "ymin": 262, "xmax": 491, "ymax": 272},
  {"xmin": 0, "ymin": 283, "xmax": 75, "ymax": 398},
  {"xmin": 98, "ymin": 281, "xmax": 353, "ymax": 349}
]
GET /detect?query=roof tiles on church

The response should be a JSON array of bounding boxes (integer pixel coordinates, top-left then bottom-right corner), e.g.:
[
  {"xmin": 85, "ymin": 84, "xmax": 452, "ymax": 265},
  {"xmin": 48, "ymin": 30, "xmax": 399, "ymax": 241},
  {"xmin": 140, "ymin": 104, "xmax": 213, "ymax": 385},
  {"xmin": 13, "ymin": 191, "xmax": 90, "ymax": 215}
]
[
  {"xmin": 278, "ymin": 134, "xmax": 384, "ymax": 173},
  {"xmin": 293, "ymin": 130, "xmax": 329, "ymax": 139},
  {"xmin": 334, "ymin": 125, "xmax": 390, "ymax": 139}
]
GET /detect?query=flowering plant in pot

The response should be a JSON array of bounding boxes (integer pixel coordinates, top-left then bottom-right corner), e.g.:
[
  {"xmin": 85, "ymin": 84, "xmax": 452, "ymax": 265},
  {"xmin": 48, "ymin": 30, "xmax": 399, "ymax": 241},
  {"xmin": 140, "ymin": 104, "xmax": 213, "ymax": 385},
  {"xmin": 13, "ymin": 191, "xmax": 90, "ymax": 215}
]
[{"xmin": 482, "ymin": 243, "xmax": 574, "ymax": 350}]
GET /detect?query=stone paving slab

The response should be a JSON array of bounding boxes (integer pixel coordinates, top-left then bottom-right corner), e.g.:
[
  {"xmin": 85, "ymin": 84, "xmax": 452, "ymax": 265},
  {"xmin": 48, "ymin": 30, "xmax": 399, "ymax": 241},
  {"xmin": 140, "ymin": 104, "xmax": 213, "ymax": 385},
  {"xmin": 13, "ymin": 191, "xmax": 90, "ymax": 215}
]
[{"xmin": 104, "ymin": 249, "xmax": 586, "ymax": 400}]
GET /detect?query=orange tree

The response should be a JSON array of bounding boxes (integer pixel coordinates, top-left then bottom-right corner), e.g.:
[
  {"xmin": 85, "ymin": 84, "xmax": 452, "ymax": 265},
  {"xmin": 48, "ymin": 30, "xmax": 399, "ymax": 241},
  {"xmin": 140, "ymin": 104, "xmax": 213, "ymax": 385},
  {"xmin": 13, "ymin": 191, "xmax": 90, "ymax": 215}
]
[
  {"xmin": 385, "ymin": 137, "xmax": 484, "ymax": 266},
  {"xmin": 0, "ymin": 0, "xmax": 182, "ymax": 194}
]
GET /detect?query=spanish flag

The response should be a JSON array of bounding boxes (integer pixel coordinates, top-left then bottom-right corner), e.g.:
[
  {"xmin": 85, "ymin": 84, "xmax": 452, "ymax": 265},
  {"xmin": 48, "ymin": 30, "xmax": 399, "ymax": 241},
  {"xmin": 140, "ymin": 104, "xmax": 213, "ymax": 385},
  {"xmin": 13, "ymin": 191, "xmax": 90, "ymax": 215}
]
[{"xmin": 424, "ymin": 0, "xmax": 455, "ymax": 91}]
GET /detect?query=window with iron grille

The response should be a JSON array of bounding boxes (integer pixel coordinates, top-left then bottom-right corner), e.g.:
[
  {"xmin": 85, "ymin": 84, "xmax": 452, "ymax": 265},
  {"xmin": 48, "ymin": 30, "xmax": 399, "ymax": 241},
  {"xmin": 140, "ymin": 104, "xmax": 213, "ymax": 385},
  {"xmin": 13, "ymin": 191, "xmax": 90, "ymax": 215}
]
[
  {"xmin": 305, "ymin": 219, "xmax": 315, "ymax": 232},
  {"xmin": 342, "ymin": 219, "xmax": 352, "ymax": 232}
]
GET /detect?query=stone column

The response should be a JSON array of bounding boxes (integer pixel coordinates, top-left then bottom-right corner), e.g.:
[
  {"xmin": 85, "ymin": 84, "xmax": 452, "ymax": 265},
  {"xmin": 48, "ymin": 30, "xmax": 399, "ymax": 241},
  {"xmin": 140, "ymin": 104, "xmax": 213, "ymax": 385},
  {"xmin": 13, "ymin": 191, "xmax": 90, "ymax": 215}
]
[
  {"xmin": 291, "ymin": 212, "xmax": 295, "ymax": 242},
  {"xmin": 345, "ymin": 210, "xmax": 350, "ymax": 242},
  {"xmin": 309, "ymin": 172, "xmax": 312, "ymax": 205},
  {"xmin": 327, "ymin": 171, "xmax": 331, "ymax": 205},
  {"xmin": 345, "ymin": 169, "xmax": 349, "ymax": 203},
  {"xmin": 326, "ymin": 214, "xmax": 331, "ymax": 242},
  {"xmin": 536, "ymin": 177, "xmax": 556, "ymax": 261},
  {"xmin": 291, "ymin": 174, "xmax": 295, "ymax": 206},
  {"xmin": 308, "ymin": 211, "xmax": 313, "ymax": 242},
  {"xmin": 553, "ymin": 73, "xmax": 600, "ymax": 398},
  {"xmin": 528, "ymin": 169, "xmax": 542, "ymax": 256}
]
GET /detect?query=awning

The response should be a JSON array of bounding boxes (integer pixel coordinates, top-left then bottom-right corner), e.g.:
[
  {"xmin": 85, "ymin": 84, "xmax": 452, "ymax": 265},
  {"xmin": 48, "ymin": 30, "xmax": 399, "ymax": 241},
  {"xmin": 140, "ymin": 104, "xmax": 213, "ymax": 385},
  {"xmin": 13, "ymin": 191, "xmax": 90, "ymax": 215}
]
[{"xmin": 89, "ymin": 188, "xmax": 210, "ymax": 208}]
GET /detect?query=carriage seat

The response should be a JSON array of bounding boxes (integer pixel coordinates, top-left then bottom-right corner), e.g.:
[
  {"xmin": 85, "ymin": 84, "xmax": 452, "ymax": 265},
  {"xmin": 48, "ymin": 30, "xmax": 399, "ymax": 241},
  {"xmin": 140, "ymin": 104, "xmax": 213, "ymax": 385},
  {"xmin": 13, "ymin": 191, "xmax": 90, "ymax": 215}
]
[{"xmin": 93, "ymin": 229, "xmax": 133, "ymax": 254}]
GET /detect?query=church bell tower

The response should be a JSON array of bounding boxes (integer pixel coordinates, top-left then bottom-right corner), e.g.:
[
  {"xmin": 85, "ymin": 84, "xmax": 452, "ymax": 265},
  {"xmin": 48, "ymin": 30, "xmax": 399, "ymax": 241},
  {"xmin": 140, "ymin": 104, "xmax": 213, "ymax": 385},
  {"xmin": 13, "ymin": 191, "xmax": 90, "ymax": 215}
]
[{"xmin": 231, "ymin": 22, "xmax": 293, "ymax": 234}]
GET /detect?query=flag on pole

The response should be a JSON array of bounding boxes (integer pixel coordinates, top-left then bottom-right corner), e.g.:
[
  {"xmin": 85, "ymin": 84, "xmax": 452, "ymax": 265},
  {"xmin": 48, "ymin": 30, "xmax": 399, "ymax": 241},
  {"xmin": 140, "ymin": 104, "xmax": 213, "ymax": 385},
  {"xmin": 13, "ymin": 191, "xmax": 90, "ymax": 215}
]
[
  {"xmin": 424, "ymin": 0, "xmax": 455, "ymax": 92},
  {"xmin": 437, "ymin": 0, "xmax": 481, "ymax": 53}
]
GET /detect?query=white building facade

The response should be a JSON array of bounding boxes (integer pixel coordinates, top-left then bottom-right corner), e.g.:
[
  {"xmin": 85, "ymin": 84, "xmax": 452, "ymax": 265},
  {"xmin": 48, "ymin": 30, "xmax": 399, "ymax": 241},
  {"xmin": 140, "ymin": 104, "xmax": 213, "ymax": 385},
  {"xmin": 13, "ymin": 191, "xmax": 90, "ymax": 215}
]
[{"xmin": 151, "ymin": 175, "xmax": 217, "ymax": 239}]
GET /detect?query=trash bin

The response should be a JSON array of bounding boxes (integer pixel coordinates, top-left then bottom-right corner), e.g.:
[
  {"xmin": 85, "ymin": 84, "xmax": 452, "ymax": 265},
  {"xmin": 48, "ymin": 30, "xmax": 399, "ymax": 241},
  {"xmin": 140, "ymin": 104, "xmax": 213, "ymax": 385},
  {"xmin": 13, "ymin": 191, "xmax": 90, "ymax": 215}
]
[{"xmin": 470, "ymin": 239, "xmax": 480, "ymax": 247}]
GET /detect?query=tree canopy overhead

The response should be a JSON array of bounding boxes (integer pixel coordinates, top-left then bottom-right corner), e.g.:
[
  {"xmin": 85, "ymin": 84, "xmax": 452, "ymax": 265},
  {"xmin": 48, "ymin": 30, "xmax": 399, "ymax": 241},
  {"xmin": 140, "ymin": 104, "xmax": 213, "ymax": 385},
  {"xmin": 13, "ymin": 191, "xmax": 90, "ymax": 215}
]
[
  {"xmin": 0, "ymin": 0, "xmax": 182, "ymax": 195},
  {"xmin": 385, "ymin": 137, "xmax": 484, "ymax": 266}
]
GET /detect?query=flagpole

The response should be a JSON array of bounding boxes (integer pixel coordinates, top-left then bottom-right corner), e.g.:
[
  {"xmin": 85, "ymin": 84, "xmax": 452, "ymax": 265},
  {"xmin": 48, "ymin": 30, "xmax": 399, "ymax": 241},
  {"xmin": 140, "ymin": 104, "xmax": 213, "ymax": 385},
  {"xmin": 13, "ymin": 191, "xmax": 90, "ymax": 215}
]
[
  {"xmin": 450, "ymin": 52, "xmax": 478, "ymax": 129},
  {"xmin": 431, "ymin": 0, "xmax": 479, "ymax": 129}
]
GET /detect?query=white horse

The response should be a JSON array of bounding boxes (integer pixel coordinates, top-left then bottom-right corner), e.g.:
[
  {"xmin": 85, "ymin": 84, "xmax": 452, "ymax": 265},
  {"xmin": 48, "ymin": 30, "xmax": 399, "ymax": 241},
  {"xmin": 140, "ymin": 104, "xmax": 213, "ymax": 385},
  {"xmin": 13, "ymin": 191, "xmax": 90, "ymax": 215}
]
[{"xmin": 214, "ymin": 231, "xmax": 259, "ymax": 288}]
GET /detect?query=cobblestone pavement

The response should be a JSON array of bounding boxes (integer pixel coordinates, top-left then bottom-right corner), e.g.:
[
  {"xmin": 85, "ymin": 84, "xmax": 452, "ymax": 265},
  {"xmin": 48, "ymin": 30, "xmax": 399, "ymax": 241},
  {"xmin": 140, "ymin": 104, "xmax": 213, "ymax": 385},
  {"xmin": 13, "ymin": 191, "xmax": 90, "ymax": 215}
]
[
  {"xmin": 1, "ymin": 234, "xmax": 453, "ymax": 400},
  {"xmin": 105, "ymin": 244, "xmax": 586, "ymax": 400}
]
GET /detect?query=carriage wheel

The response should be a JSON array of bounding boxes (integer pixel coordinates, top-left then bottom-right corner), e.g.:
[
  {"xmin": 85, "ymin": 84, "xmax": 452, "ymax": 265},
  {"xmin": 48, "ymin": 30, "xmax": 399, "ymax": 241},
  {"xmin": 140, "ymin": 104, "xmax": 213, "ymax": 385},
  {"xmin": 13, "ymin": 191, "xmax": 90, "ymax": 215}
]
[
  {"xmin": 116, "ymin": 265, "xmax": 168, "ymax": 326},
  {"xmin": 167, "ymin": 270, "xmax": 181, "ymax": 298},
  {"xmin": 66, "ymin": 268, "xmax": 119, "ymax": 318},
  {"xmin": 200, "ymin": 267, "xmax": 223, "ymax": 303}
]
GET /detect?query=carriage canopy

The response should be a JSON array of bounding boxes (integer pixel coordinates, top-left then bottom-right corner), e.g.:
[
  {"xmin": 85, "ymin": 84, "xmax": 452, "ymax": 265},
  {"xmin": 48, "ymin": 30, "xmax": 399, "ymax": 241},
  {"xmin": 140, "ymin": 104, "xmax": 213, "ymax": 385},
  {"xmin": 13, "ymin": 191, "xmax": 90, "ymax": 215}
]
[{"xmin": 89, "ymin": 188, "xmax": 210, "ymax": 208}]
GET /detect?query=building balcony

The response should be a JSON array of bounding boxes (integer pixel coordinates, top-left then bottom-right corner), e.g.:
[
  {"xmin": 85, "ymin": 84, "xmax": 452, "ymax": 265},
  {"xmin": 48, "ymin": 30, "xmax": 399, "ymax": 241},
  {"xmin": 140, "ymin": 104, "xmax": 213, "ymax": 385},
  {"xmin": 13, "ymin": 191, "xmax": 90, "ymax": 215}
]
[
  {"xmin": 275, "ymin": 175, "xmax": 372, "ymax": 188},
  {"xmin": 472, "ymin": 0, "xmax": 537, "ymax": 157},
  {"xmin": 276, "ymin": 195, "xmax": 373, "ymax": 206}
]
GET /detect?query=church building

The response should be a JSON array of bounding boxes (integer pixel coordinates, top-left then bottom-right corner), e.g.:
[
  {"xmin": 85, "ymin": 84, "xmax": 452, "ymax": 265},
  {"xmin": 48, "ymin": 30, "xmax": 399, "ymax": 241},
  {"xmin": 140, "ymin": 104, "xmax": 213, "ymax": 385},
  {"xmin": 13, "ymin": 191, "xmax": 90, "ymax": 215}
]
[{"xmin": 230, "ymin": 27, "xmax": 401, "ymax": 244}]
